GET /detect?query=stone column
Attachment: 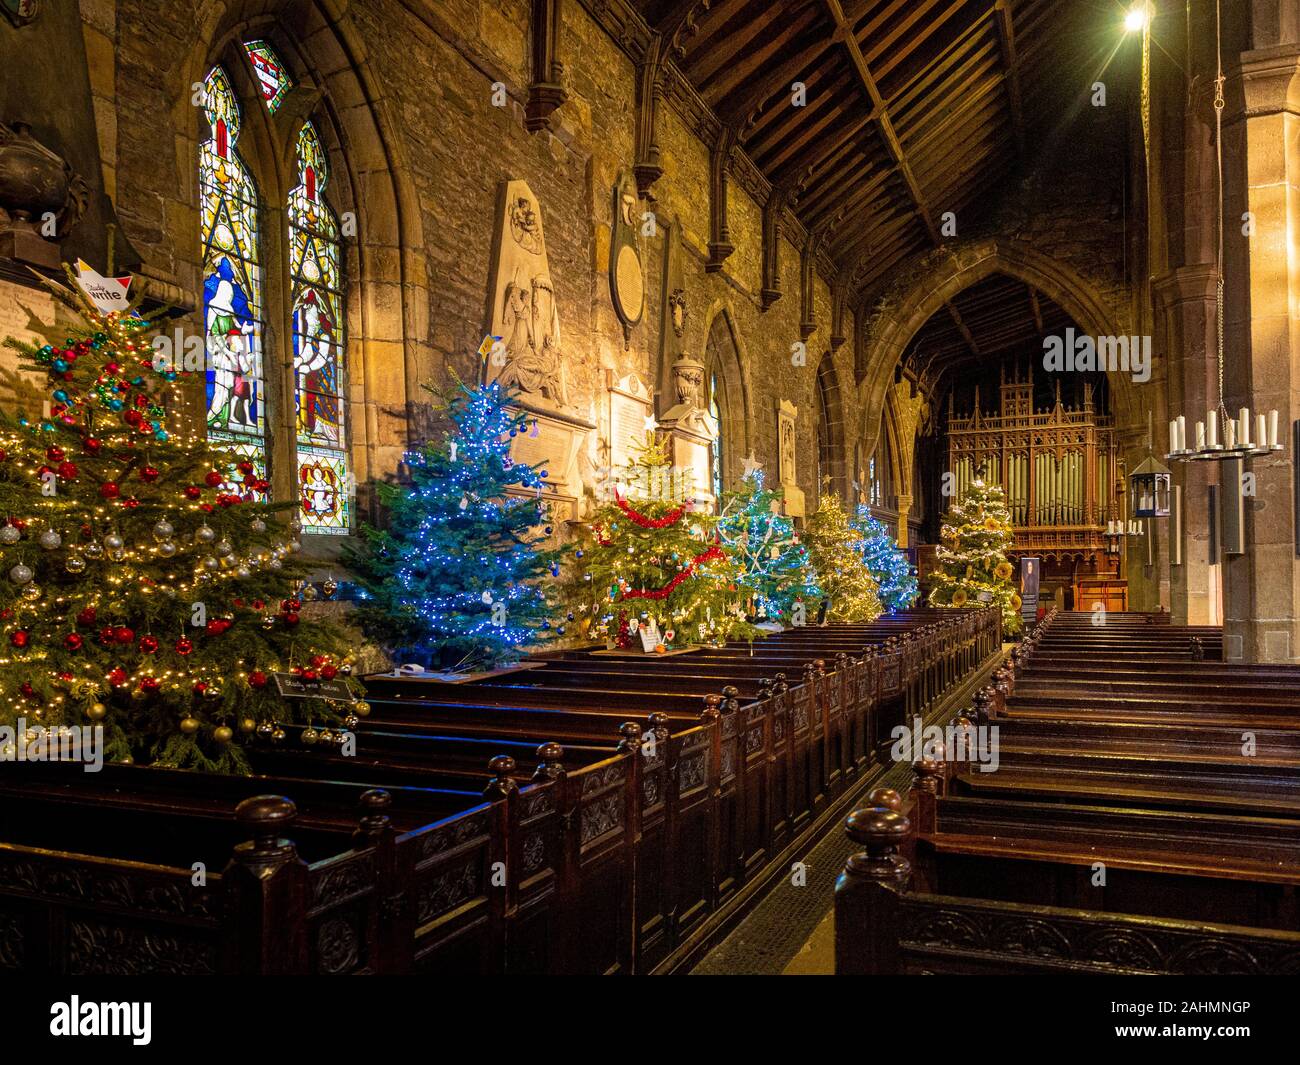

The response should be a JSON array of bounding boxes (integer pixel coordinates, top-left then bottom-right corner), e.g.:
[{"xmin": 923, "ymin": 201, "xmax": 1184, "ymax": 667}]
[
  {"xmin": 1221, "ymin": 43, "xmax": 1300, "ymax": 662},
  {"xmin": 1153, "ymin": 265, "xmax": 1221, "ymax": 624}
]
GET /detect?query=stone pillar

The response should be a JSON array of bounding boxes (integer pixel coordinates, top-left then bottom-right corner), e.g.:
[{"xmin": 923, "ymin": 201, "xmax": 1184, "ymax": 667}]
[
  {"xmin": 894, "ymin": 492, "xmax": 913, "ymax": 548},
  {"xmin": 1153, "ymin": 265, "xmax": 1221, "ymax": 624},
  {"xmin": 1221, "ymin": 43, "xmax": 1300, "ymax": 662}
]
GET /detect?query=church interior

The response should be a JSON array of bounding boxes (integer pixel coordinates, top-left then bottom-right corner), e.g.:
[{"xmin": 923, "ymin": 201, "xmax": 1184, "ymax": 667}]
[{"xmin": 1, "ymin": 0, "xmax": 1300, "ymax": 994}]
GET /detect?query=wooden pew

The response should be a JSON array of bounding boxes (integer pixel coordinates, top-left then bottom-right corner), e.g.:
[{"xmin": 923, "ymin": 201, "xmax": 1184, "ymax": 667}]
[{"xmin": 835, "ymin": 798, "xmax": 1300, "ymax": 974}]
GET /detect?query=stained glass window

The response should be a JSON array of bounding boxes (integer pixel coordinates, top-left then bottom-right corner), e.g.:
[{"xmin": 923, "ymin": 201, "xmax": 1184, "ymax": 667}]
[
  {"xmin": 290, "ymin": 121, "xmax": 350, "ymax": 532},
  {"xmin": 200, "ymin": 65, "xmax": 267, "ymax": 490},
  {"xmin": 243, "ymin": 40, "xmax": 291, "ymax": 113},
  {"xmin": 709, "ymin": 371, "xmax": 723, "ymax": 504}
]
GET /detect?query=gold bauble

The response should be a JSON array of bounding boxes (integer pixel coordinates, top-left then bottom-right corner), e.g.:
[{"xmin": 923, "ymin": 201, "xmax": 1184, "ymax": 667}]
[
  {"xmin": 86, "ymin": 702, "xmax": 107, "ymax": 721},
  {"xmin": 179, "ymin": 716, "xmax": 200, "ymax": 734},
  {"xmin": 239, "ymin": 717, "xmax": 256, "ymax": 733},
  {"xmin": 213, "ymin": 725, "xmax": 234, "ymax": 744},
  {"xmin": 354, "ymin": 701, "xmax": 370, "ymax": 717}
]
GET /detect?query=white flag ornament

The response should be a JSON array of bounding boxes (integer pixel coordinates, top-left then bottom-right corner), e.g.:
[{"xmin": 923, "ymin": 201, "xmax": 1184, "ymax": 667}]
[{"xmin": 74, "ymin": 260, "xmax": 133, "ymax": 314}]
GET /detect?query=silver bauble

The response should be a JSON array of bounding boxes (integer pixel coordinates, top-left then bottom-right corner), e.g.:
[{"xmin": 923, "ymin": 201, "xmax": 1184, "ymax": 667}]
[
  {"xmin": 38, "ymin": 529, "xmax": 62, "ymax": 550},
  {"xmin": 250, "ymin": 518, "xmax": 267, "ymax": 533},
  {"xmin": 83, "ymin": 541, "xmax": 104, "ymax": 559},
  {"xmin": 103, "ymin": 533, "xmax": 124, "ymax": 551},
  {"xmin": 9, "ymin": 563, "xmax": 33, "ymax": 584},
  {"xmin": 157, "ymin": 541, "xmax": 177, "ymax": 558},
  {"xmin": 108, "ymin": 549, "xmax": 126, "ymax": 563},
  {"xmin": 235, "ymin": 565, "xmax": 251, "ymax": 579},
  {"xmin": 215, "ymin": 539, "xmax": 233, "ymax": 557},
  {"xmin": 194, "ymin": 525, "xmax": 216, "ymax": 544},
  {"xmin": 202, "ymin": 556, "xmax": 219, "ymax": 571},
  {"xmin": 0, "ymin": 526, "xmax": 20, "ymax": 545},
  {"xmin": 153, "ymin": 520, "xmax": 174, "ymax": 541},
  {"xmin": 268, "ymin": 558, "xmax": 283, "ymax": 571}
]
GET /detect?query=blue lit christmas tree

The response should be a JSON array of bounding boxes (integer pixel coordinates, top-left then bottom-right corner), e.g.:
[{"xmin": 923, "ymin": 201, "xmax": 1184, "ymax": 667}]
[
  {"xmin": 851, "ymin": 506, "xmax": 919, "ymax": 613},
  {"xmin": 717, "ymin": 469, "xmax": 819, "ymax": 623},
  {"xmin": 350, "ymin": 379, "xmax": 564, "ymax": 672}
]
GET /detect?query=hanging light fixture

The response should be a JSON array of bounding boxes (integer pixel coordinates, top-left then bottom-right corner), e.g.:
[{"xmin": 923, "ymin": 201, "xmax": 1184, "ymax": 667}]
[
  {"xmin": 1131, "ymin": 413, "xmax": 1171, "ymax": 517},
  {"xmin": 1167, "ymin": 0, "xmax": 1283, "ymax": 464}
]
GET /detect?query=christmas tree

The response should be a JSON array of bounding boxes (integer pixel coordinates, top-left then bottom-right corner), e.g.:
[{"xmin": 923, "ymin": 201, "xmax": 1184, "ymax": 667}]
[
  {"xmin": 349, "ymin": 378, "xmax": 563, "ymax": 673},
  {"xmin": 565, "ymin": 435, "xmax": 758, "ymax": 648},
  {"xmin": 804, "ymin": 487, "xmax": 883, "ymax": 622},
  {"xmin": 851, "ymin": 507, "xmax": 918, "ymax": 612},
  {"xmin": 928, "ymin": 469, "xmax": 1022, "ymax": 635},
  {"xmin": 716, "ymin": 468, "xmax": 818, "ymax": 624},
  {"xmin": 0, "ymin": 266, "xmax": 362, "ymax": 773}
]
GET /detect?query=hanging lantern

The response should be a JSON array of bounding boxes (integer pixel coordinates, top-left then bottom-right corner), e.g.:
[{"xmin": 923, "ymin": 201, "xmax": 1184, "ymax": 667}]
[{"xmin": 1129, "ymin": 456, "xmax": 1171, "ymax": 518}]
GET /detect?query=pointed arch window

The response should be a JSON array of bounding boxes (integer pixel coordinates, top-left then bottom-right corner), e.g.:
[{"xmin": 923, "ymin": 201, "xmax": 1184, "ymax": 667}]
[
  {"xmin": 708, "ymin": 371, "xmax": 724, "ymax": 503},
  {"xmin": 243, "ymin": 40, "xmax": 292, "ymax": 113},
  {"xmin": 290, "ymin": 121, "xmax": 350, "ymax": 533},
  {"xmin": 200, "ymin": 65, "xmax": 266, "ymax": 482}
]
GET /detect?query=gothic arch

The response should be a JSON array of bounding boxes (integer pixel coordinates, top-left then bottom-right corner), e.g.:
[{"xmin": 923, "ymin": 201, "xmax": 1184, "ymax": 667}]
[
  {"xmin": 177, "ymin": 0, "xmax": 428, "ymax": 533},
  {"xmin": 854, "ymin": 238, "xmax": 1128, "ymax": 459},
  {"xmin": 699, "ymin": 300, "xmax": 752, "ymax": 490},
  {"xmin": 815, "ymin": 353, "xmax": 847, "ymax": 502}
]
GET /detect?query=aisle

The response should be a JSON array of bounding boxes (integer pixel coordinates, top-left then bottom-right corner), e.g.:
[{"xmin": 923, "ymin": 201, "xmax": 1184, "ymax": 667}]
[{"xmin": 689, "ymin": 643, "xmax": 1011, "ymax": 975}]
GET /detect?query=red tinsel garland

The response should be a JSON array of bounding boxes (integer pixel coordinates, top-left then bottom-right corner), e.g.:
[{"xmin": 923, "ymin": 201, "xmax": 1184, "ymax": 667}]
[
  {"xmin": 620, "ymin": 545, "xmax": 725, "ymax": 601},
  {"xmin": 613, "ymin": 489, "xmax": 688, "ymax": 528}
]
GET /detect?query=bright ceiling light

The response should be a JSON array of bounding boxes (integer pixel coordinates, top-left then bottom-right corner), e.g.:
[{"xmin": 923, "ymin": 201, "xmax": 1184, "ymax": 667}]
[{"xmin": 1124, "ymin": 6, "xmax": 1148, "ymax": 32}]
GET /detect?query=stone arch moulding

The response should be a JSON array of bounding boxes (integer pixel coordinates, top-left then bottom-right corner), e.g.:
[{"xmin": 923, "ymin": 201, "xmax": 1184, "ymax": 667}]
[
  {"xmin": 697, "ymin": 298, "xmax": 753, "ymax": 484},
  {"xmin": 854, "ymin": 237, "xmax": 1125, "ymax": 461},
  {"xmin": 815, "ymin": 352, "xmax": 847, "ymax": 502},
  {"xmin": 176, "ymin": 0, "xmax": 429, "ymax": 519}
]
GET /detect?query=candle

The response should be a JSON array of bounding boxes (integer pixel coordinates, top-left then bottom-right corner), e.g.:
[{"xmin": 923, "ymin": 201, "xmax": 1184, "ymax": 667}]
[
  {"xmin": 1225, "ymin": 417, "xmax": 1236, "ymax": 450},
  {"xmin": 1239, "ymin": 408, "xmax": 1251, "ymax": 448},
  {"xmin": 1208, "ymin": 410, "xmax": 1219, "ymax": 448},
  {"xmin": 1269, "ymin": 409, "xmax": 1279, "ymax": 448},
  {"xmin": 1196, "ymin": 421, "xmax": 1206, "ymax": 450},
  {"xmin": 1177, "ymin": 416, "xmax": 1187, "ymax": 452},
  {"xmin": 1257, "ymin": 413, "xmax": 1267, "ymax": 451},
  {"xmin": 1169, "ymin": 419, "xmax": 1178, "ymax": 455}
]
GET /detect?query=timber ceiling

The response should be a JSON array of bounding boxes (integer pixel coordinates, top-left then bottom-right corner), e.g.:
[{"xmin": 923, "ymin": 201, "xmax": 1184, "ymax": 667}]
[
  {"xmin": 899, "ymin": 272, "xmax": 1075, "ymax": 389},
  {"xmin": 633, "ymin": 0, "xmax": 1115, "ymax": 309}
]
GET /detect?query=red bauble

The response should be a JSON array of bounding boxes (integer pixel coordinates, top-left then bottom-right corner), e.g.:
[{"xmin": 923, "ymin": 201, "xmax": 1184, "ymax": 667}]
[
  {"xmin": 99, "ymin": 481, "xmax": 120, "ymax": 499},
  {"xmin": 0, "ymin": 449, "xmax": 6, "ymax": 462},
  {"xmin": 122, "ymin": 499, "xmax": 140, "ymax": 509},
  {"xmin": 252, "ymin": 599, "xmax": 265, "ymax": 611},
  {"xmin": 9, "ymin": 630, "xmax": 30, "ymax": 649},
  {"xmin": 46, "ymin": 446, "xmax": 64, "ymax": 462},
  {"xmin": 139, "ymin": 676, "xmax": 160, "ymax": 693},
  {"xmin": 175, "ymin": 636, "xmax": 194, "ymax": 655},
  {"xmin": 310, "ymin": 655, "xmax": 328, "ymax": 668},
  {"xmin": 77, "ymin": 606, "xmax": 96, "ymax": 627},
  {"xmin": 237, "ymin": 460, "xmax": 255, "ymax": 475},
  {"xmin": 98, "ymin": 627, "xmax": 116, "ymax": 646},
  {"xmin": 321, "ymin": 665, "xmax": 338, "ymax": 680},
  {"xmin": 84, "ymin": 438, "xmax": 102, "ymax": 454},
  {"xmin": 124, "ymin": 409, "xmax": 142, "ymax": 427},
  {"xmin": 113, "ymin": 626, "xmax": 134, "ymax": 644},
  {"xmin": 301, "ymin": 669, "xmax": 318, "ymax": 681},
  {"xmin": 204, "ymin": 471, "xmax": 223, "ymax": 488},
  {"xmin": 140, "ymin": 466, "xmax": 160, "ymax": 483},
  {"xmin": 192, "ymin": 681, "xmax": 207, "ymax": 694},
  {"xmin": 108, "ymin": 667, "xmax": 128, "ymax": 687},
  {"xmin": 139, "ymin": 635, "xmax": 159, "ymax": 654},
  {"xmin": 64, "ymin": 633, "xmax": 84, "ymax": 651},
  {"xmin": 199, "ymin": 504, "xmax": 214, "ymax": 513},
  {"xmin": 20, "ymin": 682, "xmax": 35, "ymax": 699},
  {"xmin": 205, "ymin": 618, "xmax": 233, "ymax": 636},
  {"xmin": 284, "ymin": 612, "xmax": 300, "ymax": 626},
  {"xmin": 57, "ymin": 461, "xmax": 78, "ymax": 480},
  {"xmin": 248, "ymin": 671, "xmax": 268, "ymax": 689},
  {"xmin": 184, "ymin": 486, "xmax": 201, "ymax": 500}
]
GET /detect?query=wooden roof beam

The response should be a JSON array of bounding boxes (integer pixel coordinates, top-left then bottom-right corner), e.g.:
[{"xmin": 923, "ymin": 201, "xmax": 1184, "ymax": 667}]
[
  {"xmin": 993, "ymin": 0, "xmax": 1026, "ymax": 155},
  {"xmin": 819, "ymin": 0, "xmax": 942, "ymax": 245},
  {"xmin": 945, "ymin": 299, "xmax": 981, "ymax": 360}
]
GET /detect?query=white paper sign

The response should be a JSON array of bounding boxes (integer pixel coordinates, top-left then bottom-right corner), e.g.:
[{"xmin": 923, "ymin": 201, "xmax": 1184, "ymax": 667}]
[
  {"xmin": 638, "ymin": 618, "xmax": 661, "ymax": 652},
  {"xmin": 75, "ymin": 260, "xmax": 133, "ymax": 314}
]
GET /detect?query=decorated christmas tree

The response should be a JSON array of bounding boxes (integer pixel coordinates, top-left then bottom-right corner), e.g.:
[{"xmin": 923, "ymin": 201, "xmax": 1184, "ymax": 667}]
[
  {"xmin": 804, "ymin": 487, "xmax": 883, "ymax": 622},
  {"xmin": 349, "ymin": 378, "xmax": 563, "ymax": 673},
  {"xmin": 0, "ymin": 266, "xmax": 362, "ymax": 772},
  {"xmin": 716, "ymin": 468, "xmax": 818, "ymax": 624},
  {"xmin": 565, "ymin": 435, "xmax": 758, "ymax": 649},
  {"xmin": 928, "ymin": 469, "xmax": 1022, "ymax": 634},
  {"xmin": 851, "ymin": 507, "xmax": 919, "ymax": 612}
]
